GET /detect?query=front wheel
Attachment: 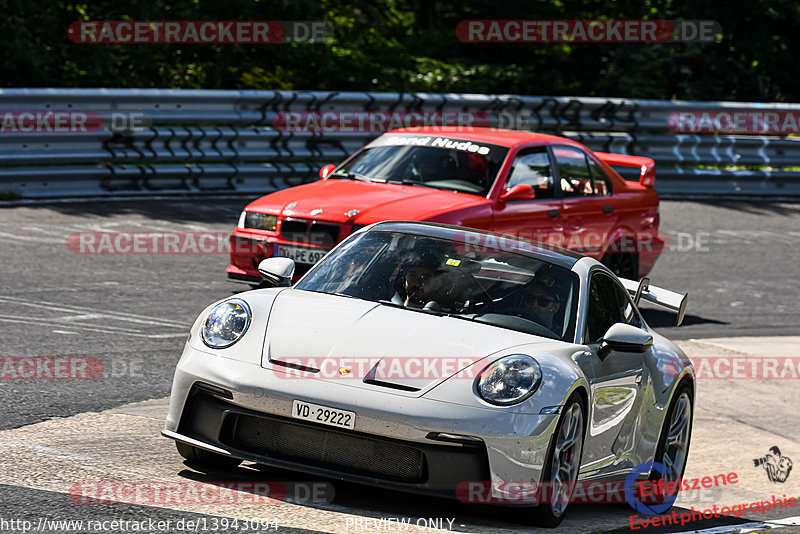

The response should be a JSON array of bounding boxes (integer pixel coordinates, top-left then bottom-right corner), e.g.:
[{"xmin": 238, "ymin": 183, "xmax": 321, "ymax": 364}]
[
  {"xmin": 505, "ymin": 393, "xmax": 584, "ymax": 527},
  {"xmin": 538, "ymin": 396, "xmax": 585, "ymax": 526}
]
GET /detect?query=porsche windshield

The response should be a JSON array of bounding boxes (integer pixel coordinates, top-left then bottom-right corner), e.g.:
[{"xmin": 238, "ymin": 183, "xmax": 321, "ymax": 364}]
[
  {"xmin": 296, "ymin": 230, "xmax": 579, "ymax": 341},
  {"xmin": 330, "ymin": 134, "xmax": 509, "ymax": 196}
]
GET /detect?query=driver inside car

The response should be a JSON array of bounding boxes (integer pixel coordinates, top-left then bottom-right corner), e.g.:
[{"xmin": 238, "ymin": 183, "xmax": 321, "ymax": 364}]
[
  {"xmin": 392, "ymin": 246, "xmax": 445, "ymax": 309},
  {"xmin": 410, "ymin": 149, "xmax": 457, "ymax": 181},
  {"xmin": 496, "ymin": 278, "xmax": 564, "ymax": 336},
  {"xmin": 520, "ymin": 281, "xmax": 562, "ymax": 333}
]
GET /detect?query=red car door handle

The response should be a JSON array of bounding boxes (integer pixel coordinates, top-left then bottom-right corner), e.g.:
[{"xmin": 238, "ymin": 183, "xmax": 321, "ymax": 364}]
[
  {"xmin": 547, "ymin": 209, "xmax": 560, "ymax": 217},
  {"xmin": 602, "ymin": 205, "xmax": 614, "ymax": 213}
]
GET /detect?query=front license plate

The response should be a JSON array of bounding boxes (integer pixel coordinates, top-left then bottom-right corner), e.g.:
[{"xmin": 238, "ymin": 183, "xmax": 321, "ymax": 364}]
[
  {"xmin": 275, "ymin": 245, "xmax": 327, "ymax": 265},
  {"xmin": 292, "ymin": 400, "xmax": 356, "ymax": 430}
]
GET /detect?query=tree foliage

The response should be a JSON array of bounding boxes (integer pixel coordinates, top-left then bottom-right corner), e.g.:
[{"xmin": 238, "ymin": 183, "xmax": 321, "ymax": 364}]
[{"xmin": 0, "ymin": 0, "xmax": 797, "ymax": 101}]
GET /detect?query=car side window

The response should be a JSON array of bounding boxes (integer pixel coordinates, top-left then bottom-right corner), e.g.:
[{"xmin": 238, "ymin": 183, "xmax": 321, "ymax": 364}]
[
  {"xmin": 553, "ymin": 146, "xmax": 594, "ymax": 198},
  {"xmin": 506, "ymin": 149, "xmax": 555, "ymax": 199},
  {"xmin": 587, "ymin": 157, "xmax": 613, "ymax": 196},
  {"xmin": 586, "ymin": 272, "xmax": 641, "ymax": 343}
]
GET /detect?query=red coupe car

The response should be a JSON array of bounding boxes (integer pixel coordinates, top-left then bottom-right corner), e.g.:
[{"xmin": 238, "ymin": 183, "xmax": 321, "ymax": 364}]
[{"xmin": 226, "ymin": 127, "xmax": 663, "ymax": 283}]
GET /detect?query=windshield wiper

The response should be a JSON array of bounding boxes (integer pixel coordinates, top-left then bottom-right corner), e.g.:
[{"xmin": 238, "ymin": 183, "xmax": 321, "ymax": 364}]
[
  {"xmin": 331, "ymin": 171, "xmax": 373, "ymax": 182},
  {"xmin": 382, "ymin": 178, "xmax": 458, "ymax": 191},
  {"xmin": 377, "ymin": 299, "xmax": 448, "ymax": 316}
]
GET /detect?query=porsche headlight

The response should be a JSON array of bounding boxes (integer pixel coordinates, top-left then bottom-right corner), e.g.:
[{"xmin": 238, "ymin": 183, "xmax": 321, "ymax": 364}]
[
  {"xmin": 477, "ymin": 355, "xmax": 542, "ymax": 406},
  {"xmin": 201, "ymin": 299, "xmax": 251, "ymax": 349}
]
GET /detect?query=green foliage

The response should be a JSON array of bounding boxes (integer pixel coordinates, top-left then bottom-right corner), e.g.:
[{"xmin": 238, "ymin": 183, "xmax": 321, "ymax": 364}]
[{"xmin": 0, "ymin": 0, "xmax": 797, "ymax": 101}]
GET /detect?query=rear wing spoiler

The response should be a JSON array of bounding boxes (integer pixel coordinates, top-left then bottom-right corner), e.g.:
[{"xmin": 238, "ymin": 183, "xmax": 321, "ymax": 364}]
[
  {"xmin": 594, "ymin": 152, "xmax": 656, "ymax": 189},
  {"xmin": 620, "ymin": 277, "xmax": 688, "ymax": 326}
]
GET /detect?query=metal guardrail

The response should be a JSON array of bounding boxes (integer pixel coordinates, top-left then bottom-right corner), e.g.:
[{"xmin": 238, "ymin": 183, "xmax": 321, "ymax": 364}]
[{"xmin": 1, "ymin": 88, "xmax": 799, "ymax": 198}]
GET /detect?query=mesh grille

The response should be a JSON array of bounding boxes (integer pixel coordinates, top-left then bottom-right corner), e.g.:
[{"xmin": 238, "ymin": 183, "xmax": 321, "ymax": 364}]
[
  {"xmin": 280, "ymin": 220, "xmax": 308, "ymax": 242},
  {"xmin": 308, "ymin": 222, "xmax": 340, "ymax": 246},
  {"xmin": 229, "ymin": 414, "xmax": 426, "ymax": 482}
]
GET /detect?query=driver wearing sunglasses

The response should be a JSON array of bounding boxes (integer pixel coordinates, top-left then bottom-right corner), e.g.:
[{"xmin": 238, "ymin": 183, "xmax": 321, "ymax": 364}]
[{"xmin": 521, "ymin": 281, "xmax": 561, "ymax": 332}]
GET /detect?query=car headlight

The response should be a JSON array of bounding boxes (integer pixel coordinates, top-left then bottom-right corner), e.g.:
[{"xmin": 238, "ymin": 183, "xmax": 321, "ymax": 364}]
[
  {"xmin": 242, "ymin": 212, "xmax": 278, "ymax": 231},
  {"xmin": 477, "ymin": 355, "xmax": 542, "ymax": 406},
  {"xmin": 201, "ymin": 299, "xmax": 251, "ymax": 349}
]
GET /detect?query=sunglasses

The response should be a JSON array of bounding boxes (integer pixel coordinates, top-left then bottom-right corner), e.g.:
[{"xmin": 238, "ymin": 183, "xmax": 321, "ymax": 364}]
[{"xmin": 529, "ymin": 295, "xmax": 556, "ymax": 307}]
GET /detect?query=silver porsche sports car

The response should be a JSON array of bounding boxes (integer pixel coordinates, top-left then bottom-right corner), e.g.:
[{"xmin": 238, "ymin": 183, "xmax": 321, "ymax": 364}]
[{"xmin": 163, "ymin": 221, "xmax": 694, "ymax": 526}]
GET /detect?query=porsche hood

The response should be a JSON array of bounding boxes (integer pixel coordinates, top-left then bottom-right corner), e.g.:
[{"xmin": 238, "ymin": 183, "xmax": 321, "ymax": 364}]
[{"xmin": 261, "ymin": 289, "xmax": 560, "ymax": 394}]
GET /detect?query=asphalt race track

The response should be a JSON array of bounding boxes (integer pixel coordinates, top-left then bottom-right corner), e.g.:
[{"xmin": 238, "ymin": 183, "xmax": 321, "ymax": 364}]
[{"xmin": 0, "ymin": 197, "xmax": 799, "ymax": 534}]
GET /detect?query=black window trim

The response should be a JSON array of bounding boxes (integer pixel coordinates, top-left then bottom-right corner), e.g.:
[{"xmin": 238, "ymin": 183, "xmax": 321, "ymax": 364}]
[
  {"xmin": 585, "ymin": 152, "xmax": 614, "ymax": 196},
  {"xmin": 551, "ymin": 144, "xmax": 619, "ymax": 199},
  {"xmin": 551, "ymin": 144, "xmax": 595, "ymax": 199},
  {"xmin": 582, "ymin": 267, "xmax": 646, "ymax": 345}
]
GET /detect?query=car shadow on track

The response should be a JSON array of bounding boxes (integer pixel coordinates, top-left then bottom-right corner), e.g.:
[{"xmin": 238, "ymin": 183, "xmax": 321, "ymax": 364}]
[
  {"xmin": 641, "ymin": 308, "xmax": 729, "ymax": 329},
  {"xmin": 175, "ymin": 461, "xmax": 653, "ymax": 532},
  {"xmin": 175, "ymin": 462, "xmax": 767, "ymax": 532}
]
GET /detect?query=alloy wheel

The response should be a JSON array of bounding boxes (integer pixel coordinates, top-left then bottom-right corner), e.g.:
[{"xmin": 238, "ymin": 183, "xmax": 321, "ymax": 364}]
[{"xmin": 549, "ymin": 402, "xmax": 584, "ymax": 518}]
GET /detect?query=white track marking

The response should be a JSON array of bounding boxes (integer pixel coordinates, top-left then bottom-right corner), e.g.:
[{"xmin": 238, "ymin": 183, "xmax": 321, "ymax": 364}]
[
  {"xmin": 0, "ymin": 296, "xmax": 188, "ymax": 329},
  {"xmin": 54, "ymin": 313, "xmax": 105, "ymax": 322},
  {"xmin": 0, "ymin": 230, "xmax": 64, "ymax": 244},
  {"xmin": 0, "ymin": 315, "xmax": 185, "ymax": 338}
]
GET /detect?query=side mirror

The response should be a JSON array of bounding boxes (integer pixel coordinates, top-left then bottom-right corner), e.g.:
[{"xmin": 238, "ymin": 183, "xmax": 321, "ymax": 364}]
[
  {"xmin": 258, "ymin": 257, "xmax": 295, "ymax": 287},
  {"xmin": 598, "ymin": 323, "xmax": 653, "ymax": 360},
  {"xmin": 319, "ymin": 164, "xmax": 337, "ymax": 179},
  {"xmin": 500, "ymin": 183, "xmax": 537, "ymax": 202}
]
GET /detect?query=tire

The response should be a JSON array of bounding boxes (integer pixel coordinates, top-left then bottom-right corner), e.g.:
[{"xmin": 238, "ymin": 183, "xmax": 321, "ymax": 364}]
[
  {"xmin": 601, "ymin": 251, "xmax": 639, "ymax": 280},
  {"xmin": 507, "ymin": 392, "xmax": 586, "ymax": 527},
  {"xmin": 648, "ymin": 383, "xmax": 694, "ymax": 508},
  {"xmin": 175, "ymin": 441, "xmax": 241, "ymax": 471}
]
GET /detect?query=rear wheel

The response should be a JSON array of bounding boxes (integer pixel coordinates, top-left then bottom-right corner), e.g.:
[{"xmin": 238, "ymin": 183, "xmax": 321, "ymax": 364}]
[
  {"xmin": 175, "ymin": 442, "xmax": 241, "ymax": 471},
  {"xmin": 649, "ymin": 384, "xmax": 693, "ymax": 506},
  {"xmin": 602, "ymin": 251, "xmax": 639, "ymax": 280}
]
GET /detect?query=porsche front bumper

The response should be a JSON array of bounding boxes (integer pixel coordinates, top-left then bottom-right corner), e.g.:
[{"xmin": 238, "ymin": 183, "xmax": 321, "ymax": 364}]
[{"xmin": 163, "ymin": 345, "xmax": 561, "ymax": 502}]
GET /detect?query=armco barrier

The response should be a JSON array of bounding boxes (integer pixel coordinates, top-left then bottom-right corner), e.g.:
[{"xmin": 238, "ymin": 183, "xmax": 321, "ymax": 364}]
[{"xmin": 1, "ymin": 88, "xmax": 799, "ymax": 198}]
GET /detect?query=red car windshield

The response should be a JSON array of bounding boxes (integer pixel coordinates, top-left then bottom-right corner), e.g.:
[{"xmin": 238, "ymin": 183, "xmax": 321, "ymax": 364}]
[{"xmin": 332, "ymin": 134, "xmax": 510, "ymax": 196}]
